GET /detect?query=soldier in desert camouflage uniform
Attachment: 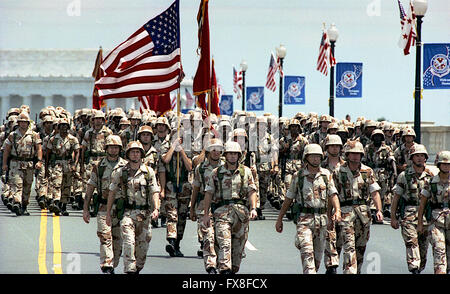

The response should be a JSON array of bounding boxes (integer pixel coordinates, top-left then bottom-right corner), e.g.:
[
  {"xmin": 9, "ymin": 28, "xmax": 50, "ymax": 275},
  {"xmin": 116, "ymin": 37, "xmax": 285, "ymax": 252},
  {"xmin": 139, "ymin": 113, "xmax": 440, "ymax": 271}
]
[
  {"xmin": 2, "ymin": 112, "xmax": 43, "ymax": 216},
  {"xmin": 276, "ymin": 144, "xmax": 341, "ymax": 274},
  {"xmin": 391, "ymin": 144, "xmax": 433, "ymax": 274},
  {"xmin": 106, "ymin": 141, "xmax": 160, "ymax": 274},
  {"xmin": 333, "ymin": 140, "xmax": 384, "ymax": 274},
  {"xmin": 190, "ymin": 138, "xmax": 223, "ymax": 274},
  {"xmin": 203, "ymin": 141, "xmax": 258, "ymax": 274},
  {"xmin": 418, "ymin": 150, "xmax": 450, "ymax": 274},
  {"xmin": 83, "ymin": 135, "xmax": 127, "ymax": 274}
]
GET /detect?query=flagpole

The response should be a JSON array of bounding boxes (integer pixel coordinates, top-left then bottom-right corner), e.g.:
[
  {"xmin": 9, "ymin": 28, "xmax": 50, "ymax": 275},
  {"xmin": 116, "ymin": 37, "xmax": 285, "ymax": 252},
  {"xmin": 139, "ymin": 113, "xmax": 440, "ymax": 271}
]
[{"xmin": 176, "ymin": 88, "xmax": 181, "ymax": 187}]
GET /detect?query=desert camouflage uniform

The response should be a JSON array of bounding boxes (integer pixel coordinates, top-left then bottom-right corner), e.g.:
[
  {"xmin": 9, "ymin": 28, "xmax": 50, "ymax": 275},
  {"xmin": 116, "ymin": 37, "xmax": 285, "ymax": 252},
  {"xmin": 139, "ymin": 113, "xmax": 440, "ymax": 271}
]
[
  {"xmin": 88, "ymin": 157, "xmax": 127, "ymax": 270},
  {"xmin": 255, "ymin": 133, "xmax": 277, "ymax": 209},
  {"xmin": 4, "ymin": 128, "xmax": 42, "ymax": 208},
  {"xmin": 363, "ymin": 142, "xmax": 396, "ymax": 210},
  {"xmin": 160, "ymin": 140, "xmax": 192, "ymax": 242},
  {"xmin": 394, "ymin": 166, "xmax": 433, "ymax": 273},
  {"xmin": 333, "ymin": 162, "xmax": 381, "ymax": 274},
  {"xmin": 193, "ymin": 158, "xmax": 221, "ymax": 270},
  {"xmin": 322, "ymin": 158, "xmax": 345, "ymax": 270},
  {"xmin": 394, "ymin": 143, "xmax": 417, "ymax": 171},
  {"xmin": 109, "ymin": 164, "xmax": 160, "ymax": 273},
  {"xmin": 153, "ymin": 134, "xmax": 171, "ymax": 221},
  {"xmin": 280, "ymin": 134, "xmax": 309, "ymax": 190},
  {"xmin": 421, "ymin": 172, "xmax": 450, "ymax": 274},
  {"xmin": 47, "ymin": 133, "xmax": 80, "ymax": 206},
  {"xmin": 286, "ymin": 167, "xmax": 337, "ymax": 274},
  {"xmin": 205, "ymin": 163, "xmax": 257, "ymax": 273}
]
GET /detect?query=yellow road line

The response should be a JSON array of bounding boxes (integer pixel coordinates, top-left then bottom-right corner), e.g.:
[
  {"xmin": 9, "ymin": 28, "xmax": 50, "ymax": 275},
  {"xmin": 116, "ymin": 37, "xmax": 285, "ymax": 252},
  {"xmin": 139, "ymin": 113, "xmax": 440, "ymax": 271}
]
[
  {"xmin": 38, "ymin": 209, "xmax": 48, "ymax": 274},
  {"xmin": 52, "ymin": 215, "xmax": 63, "ymax": 274}
]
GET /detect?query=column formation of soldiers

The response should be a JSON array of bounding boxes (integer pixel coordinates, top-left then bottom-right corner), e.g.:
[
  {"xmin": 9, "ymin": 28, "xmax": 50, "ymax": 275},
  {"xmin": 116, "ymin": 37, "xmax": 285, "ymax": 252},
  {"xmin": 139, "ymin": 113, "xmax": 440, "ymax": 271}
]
[{"xmin": 0, "ymin": 106, "xmax": 448, "ymax": 275}]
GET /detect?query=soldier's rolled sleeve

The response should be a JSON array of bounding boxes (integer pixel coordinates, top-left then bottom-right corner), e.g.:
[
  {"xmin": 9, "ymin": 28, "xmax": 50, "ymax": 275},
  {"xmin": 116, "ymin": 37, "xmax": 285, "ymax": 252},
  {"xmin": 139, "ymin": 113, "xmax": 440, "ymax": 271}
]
[
  {"xmin": 327, "ymin": 175, "xmax": 338, "ymax": 197},
  {"xmin": 148, "ymin": 170, "xmax": 161, "ymax": 195},
  {"xmin": 246, "ymin": 171, "xmax": 257, "ymax": 194},
  {"xmin": 87, "ymin": 169, "xmax": 97, "ymax": 187},
  {"xmin": 192, "ymin": 166, "xmax": 201, "ymax": 188},
  {"xmin": 420, "ymin": 188, "xmax": 431, "ymax": 198},
  {"xmin": 204, "ymin": 171, "xmax": 216, "ymax": 195},
  {"xmin": 393, "ymin": 173, "xmax": 406, "ymax": 195},
  {"xmin": 285, "ymin": 173, "xmax": 298, "ymax": 200},
  {"xmin": 108, "ymin": 168, "xmax": 121, "ymax": 193},
  {"xmin": 369, "ymin": 182, "xmax": 381, "ymax": 194}
]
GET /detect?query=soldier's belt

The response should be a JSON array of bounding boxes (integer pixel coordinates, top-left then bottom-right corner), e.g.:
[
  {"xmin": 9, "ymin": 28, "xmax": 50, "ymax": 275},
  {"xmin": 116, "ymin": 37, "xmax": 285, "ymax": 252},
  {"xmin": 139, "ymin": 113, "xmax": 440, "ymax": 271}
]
[
  {"xmin": 214, "ymin": 199, "xmax": 245, "ymax": 208},
  {"xmin": 300, "ymin": 207, "xmax": 327, "ymax": 214},
  {"xmin": 10, "ymin": 156, "xmax": 34, "ymax": 162},
  {"xmin": 340, "ymin": 199, "xmax": 368, "ymax": 207},
  {"xmin": 431, "ymin": 202, "xmax": 449, "ymax": 210},
  {"xmin": 124, "ymin": 202, "xmax": 149, "ymax": 210}
]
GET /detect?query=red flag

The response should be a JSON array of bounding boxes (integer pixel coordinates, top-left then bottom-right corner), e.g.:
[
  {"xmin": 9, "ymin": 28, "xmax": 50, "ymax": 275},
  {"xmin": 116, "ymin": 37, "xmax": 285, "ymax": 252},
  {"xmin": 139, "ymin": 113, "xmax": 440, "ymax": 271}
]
[
  {"xmin": 210, "ymin": 58, "xmax": 220, "ymax": 115},
  {"xmin": 193, "ymin": 0, "xmax": 211, "ymax": 118},
  {"xmin": 138, "ymin": 94, "xmax": 172, "ymax": 116},
  {"xmin": 92, "ymin": 47, "xmax": 106, "ymax": 109}
]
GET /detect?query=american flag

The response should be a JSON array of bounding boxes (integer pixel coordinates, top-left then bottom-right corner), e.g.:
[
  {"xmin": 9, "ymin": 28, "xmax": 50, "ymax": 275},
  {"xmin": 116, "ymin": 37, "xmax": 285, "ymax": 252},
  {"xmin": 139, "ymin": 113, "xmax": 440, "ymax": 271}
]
[
  {"xmin": 95, "ymin": 0, "xmax": 181, "ymax": 100},
  {"xmin": 316, "ymin": 28, "xmax": 336, "ymax": 76},
  {"xmin": 233, "ymin": 66, "xmax": 243, "ymax": 99},
  {"xmin": 138, "ymin": 93, "xmax": 175, "ymax": 114},
  {"xmin": 398, "ymin": 0, "xmax": 416, "ymax": 55},
  {"xmin": 138, "ymin": 96, "xmax": 151, "ymax": 113},
  {"xmin": 170, "ymin": 93, "xmax": 177, "ymax": 110},
  {"xmin": 185, "ymin": 88, "xmax": 194, "ymax": 109},
  {"xmin": 265, "ymin": 52, "xmax": 278, "ymax": 92}
]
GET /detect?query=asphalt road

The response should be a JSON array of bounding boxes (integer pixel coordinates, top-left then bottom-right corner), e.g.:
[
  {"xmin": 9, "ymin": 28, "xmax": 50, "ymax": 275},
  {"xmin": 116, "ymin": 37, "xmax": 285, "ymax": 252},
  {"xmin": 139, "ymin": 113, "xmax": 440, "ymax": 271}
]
[{"xmin": 0, "ymin": 193, "xmax": 436, "ymax": 275}]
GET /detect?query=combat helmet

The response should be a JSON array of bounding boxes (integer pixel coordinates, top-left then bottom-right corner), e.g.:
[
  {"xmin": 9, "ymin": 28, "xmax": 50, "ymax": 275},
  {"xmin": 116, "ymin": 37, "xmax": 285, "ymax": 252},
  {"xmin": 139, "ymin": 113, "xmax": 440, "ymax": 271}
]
[
  {"xmin": 125, "ymin": 141, "xmax": 145, "ymax": 159},
  {"xmin": 302, "ymin": 144, "xmax": 324, "ymax": 161},
  {"xmin": 409, "ymin": 144, "xmax": 428, "ymax": 160}
]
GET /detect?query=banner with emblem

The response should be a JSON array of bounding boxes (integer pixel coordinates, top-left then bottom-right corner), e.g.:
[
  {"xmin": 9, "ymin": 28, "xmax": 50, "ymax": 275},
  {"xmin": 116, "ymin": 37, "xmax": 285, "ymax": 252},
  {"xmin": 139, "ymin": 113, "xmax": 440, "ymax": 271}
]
[
  {"xmin": 423, "ymin": 43, "xmax": 450, "ymax": 89},
  {"xmin": 219, "ymin": 95, "xmax": 233, "ymax": 116},
  {"xmin": 335, "ymin": 62, "xmax": 363, "ymax": 98},
  {"xmin": 283, "ymin": 76, "xmax": 305, "ymax": 105},
  {"xmin": 246, "ymin": 87, "xmax": 264, "ymax": 111}
]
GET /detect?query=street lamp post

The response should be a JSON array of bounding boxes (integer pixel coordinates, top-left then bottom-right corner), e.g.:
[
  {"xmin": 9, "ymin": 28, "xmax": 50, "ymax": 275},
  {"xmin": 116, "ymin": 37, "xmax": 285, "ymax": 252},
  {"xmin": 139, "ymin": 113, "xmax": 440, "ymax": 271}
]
[
  {"xmin": 276, "ymin": 44, "xmax": 286, "ymax": 117},
  {"xmin": 413, "ymin": 0, "xmax": 427, "ymax": 144},
  {"xmin": 240, "ymin": 60, "xmax": 248, "ymax": 111},
  {"xmin": 327, "ymin": 23, "xmax": 339, "ymax": 117}
]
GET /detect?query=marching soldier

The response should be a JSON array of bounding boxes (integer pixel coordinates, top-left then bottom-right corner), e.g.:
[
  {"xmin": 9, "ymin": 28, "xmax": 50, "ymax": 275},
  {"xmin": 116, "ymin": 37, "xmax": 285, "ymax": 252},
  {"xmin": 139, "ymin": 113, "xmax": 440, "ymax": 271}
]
[
  {"xmin": 2, "ymin": 112, "xmax": 43, "ymax": 216},
  {"xmin": 202, "ymin": 141, "xmax": 258, "ymax": 274},
  {"xmin": 332, "ymin": 140, "xmax": 384, "ymax": 274},
  {"xmin": 322, "ymin": 135, "xmax": 345, "ymax": 274},
  {"xmin": 418, "ymin": 150, "xmax": 450, "ymax": 274},
  {"xmin": 391, "ymin": 144, "xmax": 433, "ymax": 274},
  {"xmin": 276, "ymin": 144, "xmax": 341, "ymax": 274},
  {"xmin": 160, "ymin": 133, "xmax": 193, "ymax": 257},
  {"xmin": 79, "ymin": 110, "xmax": 112, "ymax": 210},
  {"xmin": 363, "ymin": 129, "xmax": 397, "ymax": 221},
  {"xmin": 106, "ymin": 141, "xmax": 160, "ymax": 274},
  {"xmin": 190, "ymin": 138, "xmax": 224, "ymax": 274},
  {"xmin": 394, "ymin": 127, "xmax": 417, "ymax": 174},
  {"xmin": 83, "ymin": 135, "xmax": 127, "ymax": 274},
  {"xmin": 308, "ymin": 114, "xmax": 330, "ymax": 145},
  {"xmin": 36, "ymin": 115, "xmax": 54, "ymax": 209},
  {"xmin": 46, "ymin": 118, "xmax": 80, "ymax": 216}
]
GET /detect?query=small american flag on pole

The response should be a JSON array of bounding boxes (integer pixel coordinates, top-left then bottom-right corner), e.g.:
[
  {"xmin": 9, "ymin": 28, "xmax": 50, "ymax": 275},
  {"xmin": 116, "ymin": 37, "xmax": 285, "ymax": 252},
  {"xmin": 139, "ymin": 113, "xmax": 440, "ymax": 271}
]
[
  {"xmin": 316, "ymin": 27, "xmax": 336, "ymax": 76},
  {"xmin": 233, "ymin": 66, "xmax": 243, "ymax": 99},
  {"xmin": 138, "ymin": 96, "xmax": 151, "ymax": 113},
  {"xmin": 95, "ymin": 0, "xmax": 181, "ymax": 99},
  {"xmin": 397, "ymin": 0, "xmax": 416, "ymax": 56},
  {"xmin": 265, "ymin": 52, "xmax": 278, "ymax": 92}
]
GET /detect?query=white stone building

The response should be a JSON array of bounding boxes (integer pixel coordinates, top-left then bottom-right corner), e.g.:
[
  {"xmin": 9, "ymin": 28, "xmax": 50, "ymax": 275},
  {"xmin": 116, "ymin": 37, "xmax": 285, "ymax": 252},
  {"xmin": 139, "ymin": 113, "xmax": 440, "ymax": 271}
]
[{"xmin": 0, "ymin": 49, "xmax": 193, "ymax": 121}]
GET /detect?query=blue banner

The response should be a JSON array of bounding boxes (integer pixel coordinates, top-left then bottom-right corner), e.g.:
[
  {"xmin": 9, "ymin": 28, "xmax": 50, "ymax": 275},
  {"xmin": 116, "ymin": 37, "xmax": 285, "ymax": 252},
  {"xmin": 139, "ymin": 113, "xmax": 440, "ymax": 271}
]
[
  {"xmin": 219, "ymin": 95, "xmax": 233, "ymax": 116},
  {"xmin": 284, "ymin": 76, "xmax": 305, "ymax": 105},
  {"xmin": 335, "ymin": 62, "xmax": 363, "ymax": 98},
  {"xmin": 423, "ymin": 43, "xmax": 450, "ymax": 89},
  {"xmin": 246, "ymin": 87, "xmax": 264, "ymax": 111}
]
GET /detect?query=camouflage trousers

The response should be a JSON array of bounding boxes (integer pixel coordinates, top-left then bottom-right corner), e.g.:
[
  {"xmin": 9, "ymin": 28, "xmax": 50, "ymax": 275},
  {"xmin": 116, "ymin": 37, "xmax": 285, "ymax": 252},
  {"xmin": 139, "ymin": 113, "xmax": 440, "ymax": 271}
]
[
  {"xmin": 338, "ymin": 205, "xmax": 372, "ymax": 274},
  {"xmin": 164, "ymin": 182, "xmax": 191, "ymax": 240},
  {"xmin": 35, "ymin": 164, "xmax": 49, "ymax": 199},
  {"xmin": 196, "ymin": 199, "xmax": 217, "ymax": 270},
  {"xmin": 72, "ymin": 164, "xmax": 84, "ymax": 197},
  {"xmin": 9, "ymin": 160, "xmax": 34, "ymax": 206},
  {"xmin": 120, "ymin": 209, "xmax": 152, "ymax": 273},
  {"xmin": 324, "ymin": 223, "xmax": 343, "ymax": 269},
  {"xmin": 48, "ymin": 161, "xmax": 73, "ymax": 204},
  {"xmin": 97, "ymin": 209, "xmax": 123, "ymax": 269},
  {"xmin": 214, "ymin": 203, "xmax": 249, "ymax": 273},
  {"xmin": 428, "ymin": 209, "xmax": 450, "ymax": 274},
  {"xmin": 294, "ymin": 213, "xmax": 328, "ymax": 274},
  {"xmin": 400, "ymin": 207, "xmax": 430, "ymax": 272},
  {"xmin": 257, "ymin": 170, "xmax": 271, "ymax": 207},
  {"xmin": 271, "ymin": 171, "xmax": 286, "ymax": 202}
]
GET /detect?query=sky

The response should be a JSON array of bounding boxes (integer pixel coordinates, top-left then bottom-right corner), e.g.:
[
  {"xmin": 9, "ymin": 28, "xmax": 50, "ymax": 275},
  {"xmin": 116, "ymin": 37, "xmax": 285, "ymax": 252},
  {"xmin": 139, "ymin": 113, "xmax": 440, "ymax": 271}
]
[{"xmin": 0, "ymin": 0, "xmax": 449, "ymax": 125}]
